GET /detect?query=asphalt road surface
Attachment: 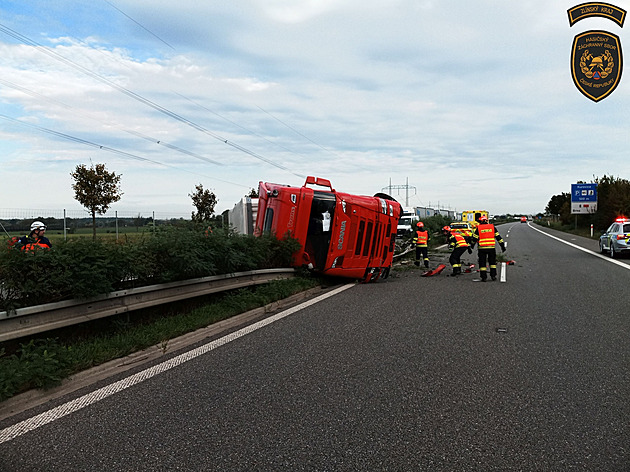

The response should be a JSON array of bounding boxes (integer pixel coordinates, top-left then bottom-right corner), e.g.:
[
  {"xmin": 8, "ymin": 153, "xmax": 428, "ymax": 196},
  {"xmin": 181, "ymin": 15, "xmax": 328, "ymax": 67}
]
[{"xmin": 1, "ymin": 222, "xmax": 629, "ymax": 471}]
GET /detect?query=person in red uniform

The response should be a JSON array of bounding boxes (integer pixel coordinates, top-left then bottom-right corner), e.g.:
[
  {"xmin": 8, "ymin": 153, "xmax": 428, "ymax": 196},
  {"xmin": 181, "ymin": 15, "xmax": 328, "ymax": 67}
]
[
  {"xmin": 412, "ymin": 221, "xmax": 430, "ymax": 268},
  {"xmin": 443, "ymin": 225, "xmax": 471, "ymax": 276},
  {"xmin": 16, "ymin": 221, "xmax": 52, "ymax": 251},
  {"xmin": 471, "ymin": 215, "xmax": 505, "ymax": 281}
]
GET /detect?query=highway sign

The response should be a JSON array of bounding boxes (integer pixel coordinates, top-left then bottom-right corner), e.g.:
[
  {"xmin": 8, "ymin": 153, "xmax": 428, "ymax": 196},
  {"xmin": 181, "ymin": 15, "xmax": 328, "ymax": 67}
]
[{"xmin": 571, "ymin": 183, "xmax": 598, "ymax": 214}]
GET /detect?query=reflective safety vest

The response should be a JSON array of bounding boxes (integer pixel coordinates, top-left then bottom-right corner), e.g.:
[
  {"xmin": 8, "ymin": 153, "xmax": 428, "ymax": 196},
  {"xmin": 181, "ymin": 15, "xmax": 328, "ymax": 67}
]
[
  {"xmin": 477, "ymin": 223, "xmax": 500, "ymax": 249},
  {"xmin": 449, "ymin": 232, "xmax": 469, "ymax": 249},
  {"xmin": 413, "ymin": 230, "xmax": 428, "ymax": 247},
  {"xmin": 19, "ymin": 237, "xmax": 52, "ymax": 252},
  {"xmin": 22, "ymin": 242, "xmax": 51, "ymax": 251}
]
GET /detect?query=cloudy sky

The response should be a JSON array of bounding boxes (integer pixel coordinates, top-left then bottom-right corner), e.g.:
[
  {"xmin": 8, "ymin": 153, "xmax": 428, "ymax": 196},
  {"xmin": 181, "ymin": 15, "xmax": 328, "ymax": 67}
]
[{"xmin": 1, "ymin": 0, "xmax": 628, "ymax": 219}]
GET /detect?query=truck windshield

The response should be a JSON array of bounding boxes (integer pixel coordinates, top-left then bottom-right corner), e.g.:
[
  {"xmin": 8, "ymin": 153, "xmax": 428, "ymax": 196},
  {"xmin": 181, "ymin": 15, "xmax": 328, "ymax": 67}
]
[{"xmin": 306, "ymin": 191, "xmax": 337, "ymax": 270}]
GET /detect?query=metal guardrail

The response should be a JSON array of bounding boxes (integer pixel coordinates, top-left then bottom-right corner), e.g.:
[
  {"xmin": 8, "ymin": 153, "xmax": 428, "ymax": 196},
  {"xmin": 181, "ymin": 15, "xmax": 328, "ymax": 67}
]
[{"xmin": 0, "ymin": 268, "xmax": 296, "ymax": 342}]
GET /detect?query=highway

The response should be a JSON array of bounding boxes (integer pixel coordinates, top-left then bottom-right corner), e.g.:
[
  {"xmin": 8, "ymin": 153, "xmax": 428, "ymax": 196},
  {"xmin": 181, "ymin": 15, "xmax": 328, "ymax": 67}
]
[{"xmin": 1, "ymin": 222, "xmax": 629, "ymax": 471}]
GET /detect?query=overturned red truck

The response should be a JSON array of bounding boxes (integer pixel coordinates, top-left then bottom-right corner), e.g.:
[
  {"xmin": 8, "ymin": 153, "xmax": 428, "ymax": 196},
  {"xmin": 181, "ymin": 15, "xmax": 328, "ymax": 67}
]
[{"xmin": 254, "ymin": 176, "xmax": 401, "ymax": 282}]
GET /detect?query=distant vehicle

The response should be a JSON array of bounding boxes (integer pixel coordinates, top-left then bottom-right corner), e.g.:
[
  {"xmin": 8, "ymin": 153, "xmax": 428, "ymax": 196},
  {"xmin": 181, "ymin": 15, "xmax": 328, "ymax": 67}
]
[
  {"xmin": 520, "ymin": 216, "xmax": 527, "ymax": 223},
  {"xmin": 397, "ymin": 207, "xmax": 415, "ymax": 237},
  {"xmin": 255, "ymin": 176, "xmax": 401, "ymax": 282},
  {"xmin": 599, "ymin": 217, "xmax": 630, "ymax": 258}
]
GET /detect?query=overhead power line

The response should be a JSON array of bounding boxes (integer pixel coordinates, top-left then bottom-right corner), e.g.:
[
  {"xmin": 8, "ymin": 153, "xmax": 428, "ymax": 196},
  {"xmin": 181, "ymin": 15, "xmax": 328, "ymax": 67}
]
[
  {"xmin": 0, "ymin": 23, "xmax": 302, "ymax": 177},
  {"xmin": 0, "ymin": 113, "xmax": 250, "ymax": 188},
  {"xmin": 0, "ymin": 77, "xmax": 222, "ymax": 166},
  {"xmin": 102, "ymin": 0, "xmax": 175, "ymax": 50},
  {"xmin": 177, "ymin": 93, "xmax": 310, "ymax": 165},
  {"xmin": 256, "ymin": 105, "xmax": 345, "ymax": 160}
]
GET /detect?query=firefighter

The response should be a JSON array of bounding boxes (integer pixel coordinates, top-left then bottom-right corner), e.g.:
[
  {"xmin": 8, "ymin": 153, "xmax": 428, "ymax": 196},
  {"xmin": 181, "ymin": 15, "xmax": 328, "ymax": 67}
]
[
  {"xmin": 16, "ymin": 221, "xmax": 52, "ymax": 251},
  {"xmin": 412, "ymin": 221, "xmax": 430, "ymax": 268},
  {"xmin": 471, "ymin": 215, "xmax": 505, "ymax": 282},
  {"xmin": 443, "ymin": 225, "xmax": 471, "ymax": 276}
]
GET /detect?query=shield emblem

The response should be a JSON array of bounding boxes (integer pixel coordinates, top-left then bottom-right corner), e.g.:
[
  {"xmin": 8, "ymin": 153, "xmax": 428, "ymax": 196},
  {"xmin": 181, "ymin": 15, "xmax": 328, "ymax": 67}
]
[{"xmin": 571, "ymin": 30, "xmax": 623, "ymax": 102}]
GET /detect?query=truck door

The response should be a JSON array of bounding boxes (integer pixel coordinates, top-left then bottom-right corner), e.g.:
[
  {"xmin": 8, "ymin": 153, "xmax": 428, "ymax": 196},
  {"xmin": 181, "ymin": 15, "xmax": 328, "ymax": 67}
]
[{"xmin": 305, "ymin": 191, "xmax": 336, "ymax": 271}]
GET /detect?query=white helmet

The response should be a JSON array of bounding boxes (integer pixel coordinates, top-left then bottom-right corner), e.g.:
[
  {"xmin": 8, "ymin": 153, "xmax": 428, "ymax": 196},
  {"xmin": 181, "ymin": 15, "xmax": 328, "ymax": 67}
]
[{"xmin": 31, "ymin": 221, "xmax": 47, "ymax": 231}]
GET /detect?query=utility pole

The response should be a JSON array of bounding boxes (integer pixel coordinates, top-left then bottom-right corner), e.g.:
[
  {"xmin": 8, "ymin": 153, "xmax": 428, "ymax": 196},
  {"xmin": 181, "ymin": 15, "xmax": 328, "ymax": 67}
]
[{"xmin": 382, "ymin": 178, "xmax": 416, "ymax": 207}]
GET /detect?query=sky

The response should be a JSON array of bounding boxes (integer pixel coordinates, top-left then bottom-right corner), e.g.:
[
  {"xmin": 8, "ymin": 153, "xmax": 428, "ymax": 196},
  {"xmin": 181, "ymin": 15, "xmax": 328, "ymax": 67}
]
[{"xmin": 1, "ymin": 0, "xmax": 629, "ymax": 219}]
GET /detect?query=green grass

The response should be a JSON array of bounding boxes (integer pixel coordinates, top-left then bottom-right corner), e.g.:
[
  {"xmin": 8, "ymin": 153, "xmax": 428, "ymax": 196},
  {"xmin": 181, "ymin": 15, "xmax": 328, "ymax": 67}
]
[
  {"xmin": 0, "ymin": 276, "xmax": 321, "ymax": 403},
  {"xmin": 534, "ymin": 220, "xmax": 600, "ymax": 240}
]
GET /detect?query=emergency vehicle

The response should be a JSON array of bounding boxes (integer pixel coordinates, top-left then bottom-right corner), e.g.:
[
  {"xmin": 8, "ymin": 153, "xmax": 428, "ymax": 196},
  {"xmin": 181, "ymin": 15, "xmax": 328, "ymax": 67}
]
[
  {"xmin": 449, "ymin": 221, "xmax": 473, "ymax": 239},
  {"xmin": 255, "ymin": 176, "xmax": 401, "ymax": 282},
  {"xmin": 461, "ymin": 210, "xmax": 489, "ymax": 228}
]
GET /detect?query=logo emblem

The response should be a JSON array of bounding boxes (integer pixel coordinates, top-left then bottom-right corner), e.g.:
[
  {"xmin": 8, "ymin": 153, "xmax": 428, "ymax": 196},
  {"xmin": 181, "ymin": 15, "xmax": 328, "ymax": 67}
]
[
  {"xmin": 568, "ymin": 3, "xmax": 626, "ymax": 27},
  {"xmin": 571, "ymin": 30, "xmax": 623, "ymax": 102}
]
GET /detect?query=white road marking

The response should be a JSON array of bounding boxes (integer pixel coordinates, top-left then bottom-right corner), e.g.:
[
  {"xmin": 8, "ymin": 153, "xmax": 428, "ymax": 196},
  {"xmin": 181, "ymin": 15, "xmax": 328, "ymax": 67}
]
[
  {"xmin": 500, "ymin": 262, "xmax": 507, "ymax": 282},
  {"xmin": 0, "ymin": 284, "xmax": 355, "ymax": 445},
  {"xmin": 528, "ymin": 223, "xmax": 630, "ymax": 270}
]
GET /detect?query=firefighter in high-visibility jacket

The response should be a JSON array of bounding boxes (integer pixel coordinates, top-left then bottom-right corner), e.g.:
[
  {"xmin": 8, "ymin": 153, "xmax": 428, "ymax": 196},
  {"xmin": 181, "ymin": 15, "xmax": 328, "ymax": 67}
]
[
  {"xmin": 443, "ymin": 225, "xmax": 472, "ymax": 276},
  {"xmin": 412, "ymin": 221, "xmax": 430, "ymax": 268},
  {"xmin": 471, "ymin": 215, "xmax": 505, "ymax": 281},
  {"xmin": 15, "ymin": 221, "xmax": 52, "ymax": 251}
]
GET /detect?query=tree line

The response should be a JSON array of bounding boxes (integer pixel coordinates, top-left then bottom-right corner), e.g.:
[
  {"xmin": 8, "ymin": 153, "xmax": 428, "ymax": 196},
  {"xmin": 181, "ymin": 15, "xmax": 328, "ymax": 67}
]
[{"xmin": 545, "ymin": 175, "xmax": 630, "ymax": 230}]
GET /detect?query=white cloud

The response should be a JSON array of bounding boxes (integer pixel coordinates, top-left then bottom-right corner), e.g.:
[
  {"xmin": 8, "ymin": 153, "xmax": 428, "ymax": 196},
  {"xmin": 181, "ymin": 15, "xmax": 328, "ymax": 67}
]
[{"xmin": 0, "ymin": 0, "xmax": 628, "ymax": 219}]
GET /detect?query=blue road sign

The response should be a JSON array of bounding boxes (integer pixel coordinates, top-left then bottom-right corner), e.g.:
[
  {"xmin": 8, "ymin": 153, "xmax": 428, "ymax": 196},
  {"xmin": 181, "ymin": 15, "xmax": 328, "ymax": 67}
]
[{"xmin": 571, "ymin": 183, "xmax": 597, "ymax": 214}]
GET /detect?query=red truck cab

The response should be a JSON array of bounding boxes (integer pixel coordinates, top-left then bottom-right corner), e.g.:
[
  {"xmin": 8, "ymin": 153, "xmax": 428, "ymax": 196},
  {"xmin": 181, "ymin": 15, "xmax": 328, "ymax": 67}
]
[{"xmin": 255, "ymin": 177, "xmax": 401, "ymax": 282}]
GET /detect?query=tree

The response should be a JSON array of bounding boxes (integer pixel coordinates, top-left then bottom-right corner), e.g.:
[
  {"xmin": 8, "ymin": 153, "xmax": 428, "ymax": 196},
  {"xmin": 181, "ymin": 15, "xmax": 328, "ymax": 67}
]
[
  {"xmin": 592, "ymin": 175, "xmax": 630, "ymax": 230},
  {"xmin": 70, "ymin": 163, "xmax": 123, "ymax": 240},
  {"xmin": 545, "ymin": 193, "xmax": 570, "ymax": 217},
  {"xmin": 189, "ymin": 184, "xmax": 217, "ymax": 223}
]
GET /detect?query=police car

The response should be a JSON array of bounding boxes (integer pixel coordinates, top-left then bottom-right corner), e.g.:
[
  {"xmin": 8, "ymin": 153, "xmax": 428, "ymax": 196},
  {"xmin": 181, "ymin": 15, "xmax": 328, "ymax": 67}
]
[{"xmin": 599, "ymin": 217, "xmax": 630, "ymax": 258}]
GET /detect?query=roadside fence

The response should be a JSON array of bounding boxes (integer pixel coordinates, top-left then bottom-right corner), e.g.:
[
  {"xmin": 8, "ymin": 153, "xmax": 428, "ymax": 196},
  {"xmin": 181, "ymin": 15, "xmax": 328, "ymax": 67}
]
[{"xmin": 0, "ymin": 208, "xmax": 191, "ymax": 240}]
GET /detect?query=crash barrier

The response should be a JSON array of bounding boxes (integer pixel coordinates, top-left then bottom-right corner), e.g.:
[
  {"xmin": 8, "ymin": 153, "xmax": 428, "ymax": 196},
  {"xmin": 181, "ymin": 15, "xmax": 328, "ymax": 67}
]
[{"xmin": 0, "ymin": 268, "xmax": 296, "ymax": 343}]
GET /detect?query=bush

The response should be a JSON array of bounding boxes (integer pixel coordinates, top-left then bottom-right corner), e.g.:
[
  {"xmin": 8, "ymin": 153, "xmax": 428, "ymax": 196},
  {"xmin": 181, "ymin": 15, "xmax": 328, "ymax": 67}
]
[
  {"xmin": 0, "ymin": 339, "xmax": 73, "ymax": 401},
  {"xmin": 0, "ymin": 229, "xmax": 300, "ymax": 311}
]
